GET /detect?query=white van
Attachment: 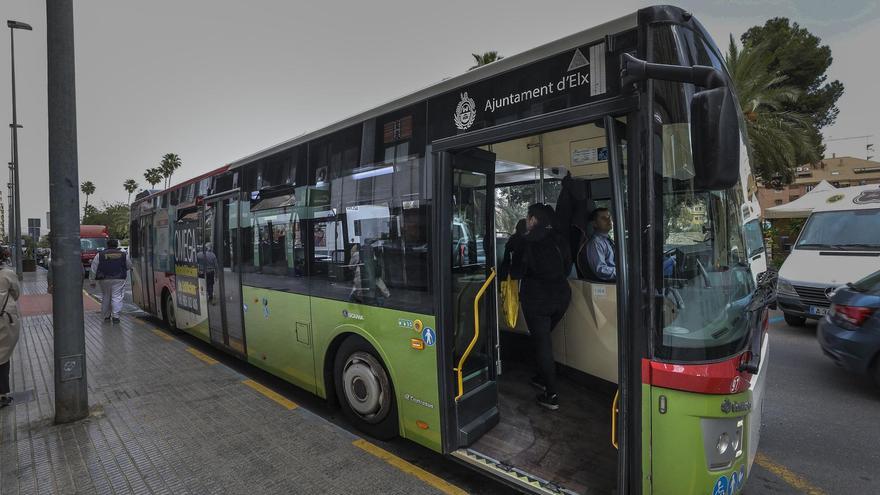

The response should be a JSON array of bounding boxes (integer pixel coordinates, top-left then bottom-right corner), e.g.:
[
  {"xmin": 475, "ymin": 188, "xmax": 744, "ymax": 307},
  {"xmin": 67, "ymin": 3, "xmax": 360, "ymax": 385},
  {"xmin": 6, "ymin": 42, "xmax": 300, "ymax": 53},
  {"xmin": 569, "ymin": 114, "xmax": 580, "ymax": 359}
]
[{"xmin": 776, "ymin": 186, "xmax": 880, "ymax": 326}]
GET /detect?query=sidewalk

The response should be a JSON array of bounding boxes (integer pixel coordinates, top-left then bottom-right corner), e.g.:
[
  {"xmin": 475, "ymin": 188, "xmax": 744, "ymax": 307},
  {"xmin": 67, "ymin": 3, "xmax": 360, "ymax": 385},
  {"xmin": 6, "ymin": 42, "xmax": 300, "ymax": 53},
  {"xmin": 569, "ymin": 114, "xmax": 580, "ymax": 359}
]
[{"xmin": 0, "ymin": 271, "xmax": 460, "ymax": 495}]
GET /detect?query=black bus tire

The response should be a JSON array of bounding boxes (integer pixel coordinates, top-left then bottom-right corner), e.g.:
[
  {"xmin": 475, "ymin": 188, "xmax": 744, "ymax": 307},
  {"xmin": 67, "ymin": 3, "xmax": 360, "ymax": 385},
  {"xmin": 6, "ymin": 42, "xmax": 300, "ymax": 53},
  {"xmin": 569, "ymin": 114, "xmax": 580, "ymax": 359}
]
[
  {"xmin": 333, "ymin": 335, "xmax": 399, "ymax": 440},
  {"xmin": 163, "ymin": 291, "xmax": 177, "ymax": 331}
]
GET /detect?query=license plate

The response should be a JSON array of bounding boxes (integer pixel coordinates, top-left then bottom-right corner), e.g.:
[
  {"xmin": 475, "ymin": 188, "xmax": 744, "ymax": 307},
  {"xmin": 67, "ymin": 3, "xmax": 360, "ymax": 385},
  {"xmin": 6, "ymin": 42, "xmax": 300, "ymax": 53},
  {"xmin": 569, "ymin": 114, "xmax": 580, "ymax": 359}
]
[{"xmin": 809, "ymin": 306, "xmax": 829, "ymax": 316}]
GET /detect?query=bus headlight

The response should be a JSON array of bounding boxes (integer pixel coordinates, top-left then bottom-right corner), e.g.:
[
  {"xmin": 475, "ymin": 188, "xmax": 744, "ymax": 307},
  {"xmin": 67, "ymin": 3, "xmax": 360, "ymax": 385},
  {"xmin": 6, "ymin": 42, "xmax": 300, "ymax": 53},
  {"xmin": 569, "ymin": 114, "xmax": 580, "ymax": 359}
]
[
  {"xmin": 776, "ymin": 277, "xmax": 796, "ymax": 295},
  {"xmin": 716, "ymin": 432, "xmax": 730, "ymax": 455}
]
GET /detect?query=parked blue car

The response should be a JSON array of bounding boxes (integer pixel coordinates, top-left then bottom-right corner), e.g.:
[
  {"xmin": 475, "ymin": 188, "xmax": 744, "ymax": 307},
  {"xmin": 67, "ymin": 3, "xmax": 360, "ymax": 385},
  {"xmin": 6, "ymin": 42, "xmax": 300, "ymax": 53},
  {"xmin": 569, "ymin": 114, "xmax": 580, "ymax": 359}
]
[{"xmin": 818, "ymin": 269, "xmax": 880, "ymax": 389}]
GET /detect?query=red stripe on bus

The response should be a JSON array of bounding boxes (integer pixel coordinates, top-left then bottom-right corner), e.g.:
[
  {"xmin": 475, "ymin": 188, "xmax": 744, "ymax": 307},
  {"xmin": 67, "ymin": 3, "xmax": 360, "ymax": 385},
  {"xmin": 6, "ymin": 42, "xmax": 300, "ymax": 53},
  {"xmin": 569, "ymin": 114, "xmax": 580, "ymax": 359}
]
[{"xmin": 645, "ymin": 355, "xmax": 752, "ymax": 395}]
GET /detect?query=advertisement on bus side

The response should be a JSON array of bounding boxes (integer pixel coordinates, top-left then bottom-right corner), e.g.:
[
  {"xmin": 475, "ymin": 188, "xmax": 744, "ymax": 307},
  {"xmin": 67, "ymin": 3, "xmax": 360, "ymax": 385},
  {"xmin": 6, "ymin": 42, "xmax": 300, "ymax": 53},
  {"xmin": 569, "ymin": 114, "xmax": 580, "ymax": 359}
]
[{"xmin": 174, "ymin": 220, "xmax": 201, "ymax": 314}]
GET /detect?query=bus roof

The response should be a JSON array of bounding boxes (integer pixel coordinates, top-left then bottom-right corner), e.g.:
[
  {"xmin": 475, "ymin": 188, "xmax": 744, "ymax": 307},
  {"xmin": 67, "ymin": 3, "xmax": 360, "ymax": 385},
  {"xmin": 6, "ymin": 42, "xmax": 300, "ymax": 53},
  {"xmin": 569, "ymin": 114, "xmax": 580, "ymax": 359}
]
[
  {"xmin": 81, "ymin": 225, "xmax": 109, "ymax": 238},
  {"xmin": 226, "ymin": 11, "xmax": 637, "ymax": 171}
]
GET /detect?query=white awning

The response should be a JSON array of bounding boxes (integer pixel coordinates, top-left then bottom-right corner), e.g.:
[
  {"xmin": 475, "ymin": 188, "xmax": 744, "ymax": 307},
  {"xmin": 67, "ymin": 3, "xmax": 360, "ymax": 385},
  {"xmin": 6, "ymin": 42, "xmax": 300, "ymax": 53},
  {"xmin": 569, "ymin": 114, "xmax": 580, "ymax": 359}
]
[{"xmin": 765, "ymin": 181, "xmax": 880, "ymax": 218}]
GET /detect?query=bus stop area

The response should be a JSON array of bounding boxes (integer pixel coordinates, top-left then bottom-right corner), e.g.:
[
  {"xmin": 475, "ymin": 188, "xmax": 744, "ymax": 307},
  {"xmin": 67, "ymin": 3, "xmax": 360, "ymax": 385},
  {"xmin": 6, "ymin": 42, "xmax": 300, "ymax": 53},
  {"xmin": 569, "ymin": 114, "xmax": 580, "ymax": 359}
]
[{"xmin": 0, "ymin": 270, "xmax": 464, "ymax": 495}]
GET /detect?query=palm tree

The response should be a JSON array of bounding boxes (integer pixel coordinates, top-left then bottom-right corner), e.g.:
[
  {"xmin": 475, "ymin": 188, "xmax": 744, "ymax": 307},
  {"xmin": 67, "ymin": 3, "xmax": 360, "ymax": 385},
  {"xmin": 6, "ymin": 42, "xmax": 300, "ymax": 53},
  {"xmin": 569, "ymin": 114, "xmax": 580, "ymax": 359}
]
[
  {"xmin": 726, "ymin": 35, "xmax": 818, "ymax": 184},
  {"xmin": 123, "ymin": 179, "xmax": 139, "ymax": 203},
  {"xmin": 469, "ymin": 51, "xmax": 503, "ymax": 71},
  {"xmin": 144, "ymin": 167, "xmax": 163, "ymax": 189},
  {"xmin": 80, "ymin": 181, "xmax": 96, "ymax": 216},
  {"xmin": 159, "ymin": 153, "xmax": 182, "ymax": 188}
]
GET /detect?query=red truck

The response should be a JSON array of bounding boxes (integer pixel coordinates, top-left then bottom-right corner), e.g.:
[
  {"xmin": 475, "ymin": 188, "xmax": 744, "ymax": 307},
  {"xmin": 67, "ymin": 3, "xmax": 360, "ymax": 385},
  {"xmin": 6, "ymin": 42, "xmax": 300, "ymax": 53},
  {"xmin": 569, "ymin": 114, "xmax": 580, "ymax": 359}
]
[{"xmin": 80, "ymin": 225, "xmax": 109, "ymax": 272}]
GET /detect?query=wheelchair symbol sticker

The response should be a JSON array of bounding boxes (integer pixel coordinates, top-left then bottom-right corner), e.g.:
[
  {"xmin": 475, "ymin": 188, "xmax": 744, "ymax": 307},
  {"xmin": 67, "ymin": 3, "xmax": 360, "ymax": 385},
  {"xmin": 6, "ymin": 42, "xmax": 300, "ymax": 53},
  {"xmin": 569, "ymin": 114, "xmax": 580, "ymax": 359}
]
[{"xmin": 421, "ymin": 327, "xmax": 436, "ymax": 346}]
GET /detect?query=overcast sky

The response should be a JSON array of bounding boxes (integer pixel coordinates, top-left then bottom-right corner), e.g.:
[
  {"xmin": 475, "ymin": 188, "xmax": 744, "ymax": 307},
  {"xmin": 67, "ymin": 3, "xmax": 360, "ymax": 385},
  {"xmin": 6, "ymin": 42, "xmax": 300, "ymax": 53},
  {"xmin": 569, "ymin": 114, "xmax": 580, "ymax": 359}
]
[{"xmin": 1, "ymin": 0, "xmax": 879, "ymax": 226}]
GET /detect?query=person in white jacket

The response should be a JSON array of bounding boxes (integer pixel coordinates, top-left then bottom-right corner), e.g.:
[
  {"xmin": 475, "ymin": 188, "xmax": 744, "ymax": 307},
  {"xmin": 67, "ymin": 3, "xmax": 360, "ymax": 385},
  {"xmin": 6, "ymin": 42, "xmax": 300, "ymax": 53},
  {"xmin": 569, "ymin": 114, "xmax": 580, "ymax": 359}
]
[{"xmin": 0, "ymin": 266, "xmax": 21, "ymax": 407}]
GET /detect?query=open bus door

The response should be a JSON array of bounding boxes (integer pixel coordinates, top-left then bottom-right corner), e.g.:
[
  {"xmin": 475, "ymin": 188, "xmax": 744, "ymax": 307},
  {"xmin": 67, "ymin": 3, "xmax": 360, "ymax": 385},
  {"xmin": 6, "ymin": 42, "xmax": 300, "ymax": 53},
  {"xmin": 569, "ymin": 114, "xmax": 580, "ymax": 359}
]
[
  {"xmin": 436, "ymin": 147, "xmax": 500, "ymax": 448},
  {"xmin": 137, "ymin": 215, "xmax": 157, "ymax": 314},
  {"xmin": 201, "ymin": 194, "xmax": 247, "ymax": 357}
]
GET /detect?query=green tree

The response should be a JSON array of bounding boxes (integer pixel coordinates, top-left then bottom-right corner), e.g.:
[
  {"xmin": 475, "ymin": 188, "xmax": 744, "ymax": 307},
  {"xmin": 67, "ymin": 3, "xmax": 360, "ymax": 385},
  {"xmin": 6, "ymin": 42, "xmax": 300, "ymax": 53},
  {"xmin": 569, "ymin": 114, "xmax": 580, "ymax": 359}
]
[
  {"xmin": 82, "ymin": 204, "xmax": 99, "ymax": 222},
  {"xmin": 159, "ymin": 153, "xmax": 182, "ymax": 188},
  {"xmin": 82, "ymin": 202, "xmax": 132, "ymax": 240},
  {"xmin": 726, "ymin": 36, "xmax": 819, "ymax": 184},
  {"xmin": 741, "ymin": 18, "xmax": 844, "ymax": 163},
  {"xmin": 469, "ymin": 51, "xmax": 503, "ymax": 70},
  {"xmin": 123, "ymin": 179, "xmax": 139, "ymax": 203},
  {"xmin": 80, "ymin": 181, "xmax": 96, "ymax": 218},
  {"xmin": 144, "ymin": 167, "xmax": 163, "ymax": 189}
]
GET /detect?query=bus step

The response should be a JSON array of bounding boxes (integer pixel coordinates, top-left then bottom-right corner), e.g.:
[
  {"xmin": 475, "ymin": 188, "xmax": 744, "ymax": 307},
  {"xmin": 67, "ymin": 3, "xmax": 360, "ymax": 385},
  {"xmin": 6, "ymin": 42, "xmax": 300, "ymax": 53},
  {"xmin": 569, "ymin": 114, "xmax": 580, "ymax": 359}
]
[
  {"xmin": 455, "ymin": 380, "xmax": 498, "ymax": 446},
  {"xmin": 451, "ymin": 448, "xmax": 580, "ymax": 495}
]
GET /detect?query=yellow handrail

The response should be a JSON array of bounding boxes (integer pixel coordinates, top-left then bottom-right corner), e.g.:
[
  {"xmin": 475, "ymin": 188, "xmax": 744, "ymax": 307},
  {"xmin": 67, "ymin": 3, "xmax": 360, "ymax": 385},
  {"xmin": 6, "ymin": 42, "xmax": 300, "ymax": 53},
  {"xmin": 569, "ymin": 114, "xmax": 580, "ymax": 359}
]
[
  {"xmin": 454, "ymin": 267, "xmax": 496, "ymax": 401},
  {"xmin": 611, "ymin": 389, "xmax": 620, "ymax": 449}
]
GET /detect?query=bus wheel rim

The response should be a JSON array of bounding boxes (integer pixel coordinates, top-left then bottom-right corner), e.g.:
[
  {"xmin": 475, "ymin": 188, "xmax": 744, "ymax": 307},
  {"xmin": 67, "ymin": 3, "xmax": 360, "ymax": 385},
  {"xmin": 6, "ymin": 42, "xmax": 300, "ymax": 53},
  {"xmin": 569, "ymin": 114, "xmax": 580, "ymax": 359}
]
[
  {"xmin": 166, "ymin": 296, "xmax": 175, "ymax": 327},
  {"xmin": 342, "ymin": 351, "xmax": 389, "ymax": 423}
]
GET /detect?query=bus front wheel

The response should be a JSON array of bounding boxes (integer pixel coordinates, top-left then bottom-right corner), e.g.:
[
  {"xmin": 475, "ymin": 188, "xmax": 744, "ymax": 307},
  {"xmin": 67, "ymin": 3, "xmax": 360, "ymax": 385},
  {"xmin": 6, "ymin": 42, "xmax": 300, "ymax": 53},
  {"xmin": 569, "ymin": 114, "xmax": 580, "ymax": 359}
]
[{"xmin": 333, "ymin": 336, "xmax": 398, "ymax": 440}]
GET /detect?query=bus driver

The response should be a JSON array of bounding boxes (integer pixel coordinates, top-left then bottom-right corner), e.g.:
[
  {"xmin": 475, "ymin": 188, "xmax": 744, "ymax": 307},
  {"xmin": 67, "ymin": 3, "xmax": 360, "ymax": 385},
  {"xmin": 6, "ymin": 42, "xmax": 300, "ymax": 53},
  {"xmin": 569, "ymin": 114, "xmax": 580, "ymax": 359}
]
[{"xmin": 584, "ymin": 208, "xmax": 616, "ymax": 282}]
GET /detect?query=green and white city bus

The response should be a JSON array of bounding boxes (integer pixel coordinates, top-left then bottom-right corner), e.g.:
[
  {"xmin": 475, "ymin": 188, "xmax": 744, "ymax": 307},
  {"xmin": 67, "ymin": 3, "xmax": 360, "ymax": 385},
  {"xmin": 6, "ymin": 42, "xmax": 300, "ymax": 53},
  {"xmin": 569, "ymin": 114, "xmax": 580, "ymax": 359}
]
[{"xmin": 130, "ymin": 6, "xmax": 771, "ymax": 494}]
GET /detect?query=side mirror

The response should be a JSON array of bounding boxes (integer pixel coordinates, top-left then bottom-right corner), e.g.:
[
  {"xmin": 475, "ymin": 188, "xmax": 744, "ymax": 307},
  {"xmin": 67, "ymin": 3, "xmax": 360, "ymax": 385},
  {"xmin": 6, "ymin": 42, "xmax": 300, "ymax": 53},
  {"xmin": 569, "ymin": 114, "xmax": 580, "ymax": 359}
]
[{"xmin": 690, "ymin": 87, "xmax": 740, "ymax": 190}]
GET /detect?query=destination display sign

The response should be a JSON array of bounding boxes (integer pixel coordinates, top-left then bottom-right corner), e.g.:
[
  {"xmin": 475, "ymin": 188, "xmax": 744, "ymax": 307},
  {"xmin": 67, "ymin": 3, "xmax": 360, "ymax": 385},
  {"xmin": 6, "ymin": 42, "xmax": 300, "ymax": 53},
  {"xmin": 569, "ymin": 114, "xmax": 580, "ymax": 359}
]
[{"xmin": 428, "ymin": 31, "xmax": 635, "ymax": 141}]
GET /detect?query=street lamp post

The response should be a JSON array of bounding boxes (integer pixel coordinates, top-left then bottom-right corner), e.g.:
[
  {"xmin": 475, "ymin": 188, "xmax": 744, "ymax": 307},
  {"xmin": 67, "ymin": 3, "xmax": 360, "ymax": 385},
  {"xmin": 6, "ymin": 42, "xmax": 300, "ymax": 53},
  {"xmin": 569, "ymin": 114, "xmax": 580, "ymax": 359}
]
[
  {"xmin": 47, "ymin": 1, "xmax": 88, "ymax": 423},
  {"xmin": 8, "ymin": 20, "xmax": 32, "ymax": 280}
]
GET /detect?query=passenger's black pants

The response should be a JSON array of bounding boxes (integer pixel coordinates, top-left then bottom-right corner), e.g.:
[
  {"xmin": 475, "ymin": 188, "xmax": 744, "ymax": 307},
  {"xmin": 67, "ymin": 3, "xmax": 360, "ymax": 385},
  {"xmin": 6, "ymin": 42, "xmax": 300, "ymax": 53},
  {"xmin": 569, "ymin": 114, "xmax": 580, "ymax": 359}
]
[
  {"xmin": 0, "ymin": 360, "xmax": 10, "ymax": 395},
  {"xmin": 522, "ymin": 298, "xmax": 569, "ymax": 396}
]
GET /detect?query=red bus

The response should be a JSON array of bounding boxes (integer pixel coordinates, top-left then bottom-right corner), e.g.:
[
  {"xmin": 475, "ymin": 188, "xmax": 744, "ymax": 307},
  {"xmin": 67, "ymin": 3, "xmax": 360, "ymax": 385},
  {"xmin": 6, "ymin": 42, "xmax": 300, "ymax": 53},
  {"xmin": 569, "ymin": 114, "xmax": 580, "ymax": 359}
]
[{"xmin": 80, "ymin": 225, "xmax": 109, "ymax": 271}]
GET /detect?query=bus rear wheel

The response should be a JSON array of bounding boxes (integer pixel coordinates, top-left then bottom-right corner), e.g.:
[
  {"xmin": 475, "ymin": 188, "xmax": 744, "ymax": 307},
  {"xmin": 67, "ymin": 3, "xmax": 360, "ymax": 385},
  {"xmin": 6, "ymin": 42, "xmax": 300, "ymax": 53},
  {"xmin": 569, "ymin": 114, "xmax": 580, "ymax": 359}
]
[
  {"xmin": 334, "ymin": 336, "xmax": 398, "ymax": 440},
  {"xmin": 163, "ymin": 291, "xmax": 177, "ymax": 330}
]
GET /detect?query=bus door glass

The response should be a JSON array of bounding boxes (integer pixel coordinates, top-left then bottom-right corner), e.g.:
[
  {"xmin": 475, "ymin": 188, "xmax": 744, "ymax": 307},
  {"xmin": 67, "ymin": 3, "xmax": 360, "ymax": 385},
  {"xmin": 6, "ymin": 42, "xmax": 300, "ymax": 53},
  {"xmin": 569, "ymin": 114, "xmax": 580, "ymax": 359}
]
[
  {"xmin": 446, "ymin": 147, "xmax": 499, "ymax": 447},
  {"xmin": 202, "ymin": 196, "xmax": 246, "ymax": 355},
  {"xmin": 139, "ymin": 215, "xmax": 156, "ymax": 314}
]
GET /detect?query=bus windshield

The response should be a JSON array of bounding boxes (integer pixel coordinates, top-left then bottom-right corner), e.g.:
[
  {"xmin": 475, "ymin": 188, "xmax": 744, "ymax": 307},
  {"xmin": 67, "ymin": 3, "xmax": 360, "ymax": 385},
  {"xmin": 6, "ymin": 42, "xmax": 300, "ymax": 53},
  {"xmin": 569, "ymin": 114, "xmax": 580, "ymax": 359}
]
[
  {"xmin": 653, "ymin": 23, "xmax": 755, "ymax": 361},
  {"xmin": 795, "ymin": 209, "xmax": 880, "ymax": 251},
  {"xmin": 81, "ymin": 238, "xmax": 107, "ymax": 251}
]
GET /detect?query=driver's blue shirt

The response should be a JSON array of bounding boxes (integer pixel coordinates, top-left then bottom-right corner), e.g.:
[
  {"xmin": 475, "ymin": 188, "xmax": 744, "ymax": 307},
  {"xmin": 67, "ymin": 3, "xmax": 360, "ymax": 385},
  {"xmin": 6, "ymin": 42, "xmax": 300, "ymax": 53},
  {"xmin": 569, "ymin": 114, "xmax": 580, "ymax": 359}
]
[{"xmin": 585, "ymin": 232, "xmax": 616, "ymax": 281}]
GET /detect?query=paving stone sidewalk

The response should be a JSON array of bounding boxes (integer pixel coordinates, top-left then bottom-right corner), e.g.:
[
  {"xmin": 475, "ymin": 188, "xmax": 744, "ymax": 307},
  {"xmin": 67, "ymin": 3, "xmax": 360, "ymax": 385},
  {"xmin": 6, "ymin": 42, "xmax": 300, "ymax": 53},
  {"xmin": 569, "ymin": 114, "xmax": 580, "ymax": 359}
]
[{"xmin": 0, "ymin": 271, "xmax": 451, "ymax": 495}]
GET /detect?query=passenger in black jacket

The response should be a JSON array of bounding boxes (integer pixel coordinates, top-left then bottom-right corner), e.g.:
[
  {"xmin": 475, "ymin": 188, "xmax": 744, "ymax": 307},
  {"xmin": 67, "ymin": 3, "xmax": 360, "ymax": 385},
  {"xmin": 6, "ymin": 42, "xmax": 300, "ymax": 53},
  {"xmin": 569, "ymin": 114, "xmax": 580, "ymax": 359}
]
[
  {"xmin": 499, "ymin": 219, "xmax": 527, "ymax": 280},
  {"xmin": 511, "ymin": 204, "xmax": 572, "ymax": 410}
]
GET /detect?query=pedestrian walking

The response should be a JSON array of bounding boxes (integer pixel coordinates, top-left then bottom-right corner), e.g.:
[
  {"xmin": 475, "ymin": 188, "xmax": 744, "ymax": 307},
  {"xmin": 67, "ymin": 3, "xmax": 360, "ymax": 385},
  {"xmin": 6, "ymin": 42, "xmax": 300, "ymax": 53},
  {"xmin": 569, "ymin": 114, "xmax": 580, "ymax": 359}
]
[
  {"xmin": 510, "ymin": 203, "xmax": 572, "ymax": 411},
  {"xmin": 0, "ymin": 266, "xmax": 21, "ymax": 407},
  {"xmin": 90, "ymin": 239, "xmax": 131, "ymax": 323}
]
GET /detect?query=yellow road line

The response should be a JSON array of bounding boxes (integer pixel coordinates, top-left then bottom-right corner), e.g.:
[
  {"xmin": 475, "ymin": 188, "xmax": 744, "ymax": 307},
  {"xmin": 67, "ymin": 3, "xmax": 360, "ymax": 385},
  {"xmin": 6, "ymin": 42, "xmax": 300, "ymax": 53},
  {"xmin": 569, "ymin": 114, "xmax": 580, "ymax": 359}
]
[
  {"xmin": 756, "ymin": 453, "xmax": 826, "ymax": 495},
  {"xmin": 353, "ymin": 439, "xmax": 468, "ymax": 495},
  {"xmin": 242, "ymin": 379, "xmax": 297, "ymax": 410},
  {"xmin": 151, "ymin": 329, "xmax": 174, "ymax": 341},
  {"xmin": 81, "ymin": 289, "xmax": 100, "ymax": 306},
  {"xmin": 186, "ymin": 347, "xmax": 219, "ymax": 365}
]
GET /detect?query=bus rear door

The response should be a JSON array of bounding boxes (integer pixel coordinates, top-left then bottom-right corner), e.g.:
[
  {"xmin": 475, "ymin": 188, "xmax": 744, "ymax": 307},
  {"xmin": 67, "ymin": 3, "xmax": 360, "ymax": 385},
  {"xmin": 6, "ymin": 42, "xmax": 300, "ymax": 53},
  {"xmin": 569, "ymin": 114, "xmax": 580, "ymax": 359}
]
[{"xmin": 202, "ymin": 195, "xmax": 247, "ymax": 356}]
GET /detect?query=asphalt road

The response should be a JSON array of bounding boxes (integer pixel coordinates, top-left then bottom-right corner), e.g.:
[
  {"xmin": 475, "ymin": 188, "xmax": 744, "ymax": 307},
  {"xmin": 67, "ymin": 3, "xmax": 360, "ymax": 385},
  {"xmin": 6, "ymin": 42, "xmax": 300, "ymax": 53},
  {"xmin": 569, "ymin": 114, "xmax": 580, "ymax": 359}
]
[
  {"xmin": 85, "ymin": 277, "xmax": 878, "ymax": 494},
  {"xmin": 745, "ymin": 313, "xmax": 880, "ymax": 495}
]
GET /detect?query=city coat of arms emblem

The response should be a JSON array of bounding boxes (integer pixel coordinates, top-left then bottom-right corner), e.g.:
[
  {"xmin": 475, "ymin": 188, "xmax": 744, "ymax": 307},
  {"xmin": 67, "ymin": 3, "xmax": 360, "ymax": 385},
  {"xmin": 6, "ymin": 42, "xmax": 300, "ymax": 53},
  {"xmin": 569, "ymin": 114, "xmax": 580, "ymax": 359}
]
[{"xmin": 454, "ymin": 92, "xmax": 477, "ymax": 130}]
